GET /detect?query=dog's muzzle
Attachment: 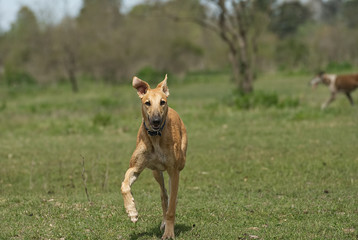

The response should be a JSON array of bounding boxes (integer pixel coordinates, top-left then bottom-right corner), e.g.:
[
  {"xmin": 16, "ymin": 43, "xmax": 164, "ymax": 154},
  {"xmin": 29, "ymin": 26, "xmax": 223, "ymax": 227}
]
[
  {"xmin": 144, "ymin": 119, "xmax": 166, "ymax": 136},
  {"xmin": 148, "ymin": 114, "xmax": 163, "ymax": 130},
  {"xmin": 310, "ymin": 77, "xmax": 321, "ymax": 89},
  {"xmin": 151, "ymin": 117, "xmax": 162, "ymax": 130}
]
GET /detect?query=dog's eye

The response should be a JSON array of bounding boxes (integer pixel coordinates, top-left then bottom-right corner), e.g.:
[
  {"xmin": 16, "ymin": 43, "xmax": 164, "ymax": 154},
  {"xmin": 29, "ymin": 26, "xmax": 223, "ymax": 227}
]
[
  {"xmin": 160, "ymin": 100, "xmax": 166, "ymax": 106},
  {"xmin": 145, "ymin": 101, "xmax": 151, "ymax": 106}
]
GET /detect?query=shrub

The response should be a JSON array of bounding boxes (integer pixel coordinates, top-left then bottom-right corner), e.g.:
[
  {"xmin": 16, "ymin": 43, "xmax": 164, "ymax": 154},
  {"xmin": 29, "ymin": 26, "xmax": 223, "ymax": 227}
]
[
  {"xmin": 275, "ymin": 38, "xmax": 309, "ymax": 71},
  {"xmin": 325, "ymin": 61, "xmax": 353, "ymax": 72},
  {"xmin": 277, "ymin": 96, "xmax": 300, "ymax": 109},
  {"xmin": 136, "ymin": 66, "xmax": 168, "ymax": 84},
  {"xmin": 227, "ymin": 90, "xmax": 299, "ymax": 110},
  {"xmin": 3, "ymin": 67, "xmax": 36, "ymax": 87}
]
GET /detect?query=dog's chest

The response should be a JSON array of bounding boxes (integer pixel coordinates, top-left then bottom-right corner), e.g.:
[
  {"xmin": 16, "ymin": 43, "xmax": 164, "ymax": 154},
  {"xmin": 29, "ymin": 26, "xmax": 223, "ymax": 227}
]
[
  {"xmin": 147, "ymin": 141, "xmax": 168, "ymax": 171},
  {"xmin": 153, "ymin": 141, "xmax": 168, "ymax": 163},
  {"xmin": 327, "ymin": 74, "xmax": 337, "ymax": 92}
]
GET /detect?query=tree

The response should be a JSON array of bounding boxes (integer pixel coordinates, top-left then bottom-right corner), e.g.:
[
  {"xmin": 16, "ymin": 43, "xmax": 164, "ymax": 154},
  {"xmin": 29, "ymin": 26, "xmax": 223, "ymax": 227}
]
[
  {"xmin": 162, "ymin": 0, "xmax": 275, "ymax": 93},
  {"xmin": 321, "ymin": 0, "xmax": 343, "ymax": 23},
  {"xmin": 6, "ymin": 6, "xmax": 39, "ymax": 66},
  {"xmin": 270, "ymin": 1, "xmax": 311, "ymax": 38},
  {"xmin": 216, "ymin": 0, "xmax": 253, "ymax": 93},
  {"xmin": 77, "ymin": 0, "xmax": 125, "ymax": 82},
  {"xmin": 1, "ymin": 6, "xmax": 40, "ymax": 85},
  {"xmin": 126, "ymin": 1, "xmax": 207, "ymax": 78},
  {"xmin": 53, "ymin": 18, "xmax": 80, "ymax": 92},
  {"xmin": 342, "ymin": 0, "xmax": 358, "ymax": 28}
]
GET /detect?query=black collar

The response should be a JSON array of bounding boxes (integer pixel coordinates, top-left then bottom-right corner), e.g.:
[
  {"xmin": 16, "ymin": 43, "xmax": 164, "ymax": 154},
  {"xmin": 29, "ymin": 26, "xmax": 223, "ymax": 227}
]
[{"xmin": 143, "ymin": 119, "xmax": 166, "ymax": 136}]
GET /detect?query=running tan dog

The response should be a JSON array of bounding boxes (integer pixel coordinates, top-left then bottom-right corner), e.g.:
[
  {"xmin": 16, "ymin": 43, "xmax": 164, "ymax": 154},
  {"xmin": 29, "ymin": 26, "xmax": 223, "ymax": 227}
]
[
  {"xmin": 121, "ymin": 74, "xmax": 187, "ymax": 239},
  {"xmin": 310, "ymin": 71, "xmax": 358, "ymax": 109}
]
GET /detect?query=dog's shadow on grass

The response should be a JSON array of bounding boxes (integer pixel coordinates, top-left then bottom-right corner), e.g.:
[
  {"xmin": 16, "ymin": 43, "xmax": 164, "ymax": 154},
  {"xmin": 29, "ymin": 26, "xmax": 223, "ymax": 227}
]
[{"xmin": 129, "ymin": 223, "xmax": 192, "ymax": 240}]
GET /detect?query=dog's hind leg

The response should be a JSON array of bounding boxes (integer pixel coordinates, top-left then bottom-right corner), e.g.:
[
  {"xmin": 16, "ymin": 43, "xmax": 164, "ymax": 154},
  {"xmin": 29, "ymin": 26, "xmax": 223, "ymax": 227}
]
[
  {"xmin": 345, "ymin": 92, "xmax": 354, "ymax": 106},
  {"xmin": 153, "ymin": 170, "xmax": 168, "ymax": 231},
  {"xmin": 121, "ymin": 166, "xmax": 143, "ymax": 223}
]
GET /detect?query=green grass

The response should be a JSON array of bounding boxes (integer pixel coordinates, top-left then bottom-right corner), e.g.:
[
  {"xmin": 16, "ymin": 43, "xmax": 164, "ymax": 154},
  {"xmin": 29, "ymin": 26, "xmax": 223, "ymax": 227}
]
[{"xmin": 1, "ymin": 72, "xmax": 358, "ymax": 239}]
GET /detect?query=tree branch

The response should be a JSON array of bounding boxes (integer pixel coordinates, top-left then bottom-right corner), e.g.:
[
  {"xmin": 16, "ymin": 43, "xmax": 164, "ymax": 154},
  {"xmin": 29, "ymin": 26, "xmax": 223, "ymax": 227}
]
[
  {"xmin": 163, "ymin": 10, "xmax": 220, "ymax": 34},
  {"xmin": 217, "ymin": 0, "xmax": 238, "ymax": 55}
]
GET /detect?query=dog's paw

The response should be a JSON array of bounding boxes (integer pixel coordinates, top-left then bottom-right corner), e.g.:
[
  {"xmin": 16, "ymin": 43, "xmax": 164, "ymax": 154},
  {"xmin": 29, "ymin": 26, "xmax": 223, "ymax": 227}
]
[
  {"xmin": 124, "ymin": 198, "xmax": 138, "ymax": 223},
  {"xmin": 161, "ymin": 231, "xmax": 175, "ymax": 240},
  {"xmin": 161, "ymin": 223, "xmax": 175, "ymax": 240},
  {"xmin": 130, "ymin": 215, "xmax": 138, "ymax": 223},
  {"xmin": 127, "ymin": 211, "xmax": 138, "ymax": 223}
]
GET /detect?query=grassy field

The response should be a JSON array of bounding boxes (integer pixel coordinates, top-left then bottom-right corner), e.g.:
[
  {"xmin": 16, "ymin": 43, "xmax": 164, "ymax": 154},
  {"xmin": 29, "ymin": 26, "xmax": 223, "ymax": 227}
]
[{"xmin": 1, "ymin": 72, "xmax": 357, "ymax": 240}]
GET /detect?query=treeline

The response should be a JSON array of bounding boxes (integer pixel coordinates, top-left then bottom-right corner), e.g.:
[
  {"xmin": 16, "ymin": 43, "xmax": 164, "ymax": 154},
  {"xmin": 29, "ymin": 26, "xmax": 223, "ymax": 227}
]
[{"xmin": 0, "ymin": 0, "xmax": 358, "ymax": 91}]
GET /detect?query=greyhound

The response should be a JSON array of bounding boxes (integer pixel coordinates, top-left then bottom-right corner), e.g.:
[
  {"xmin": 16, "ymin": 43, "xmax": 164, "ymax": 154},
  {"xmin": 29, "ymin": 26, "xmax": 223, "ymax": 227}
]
[
  {"xmin": 121, "ymin": 74, "xmax": 187, "ymax": 239},
  {"xmin": 310, "ymin": 71, "xmax": 358, "ymax": 109}
]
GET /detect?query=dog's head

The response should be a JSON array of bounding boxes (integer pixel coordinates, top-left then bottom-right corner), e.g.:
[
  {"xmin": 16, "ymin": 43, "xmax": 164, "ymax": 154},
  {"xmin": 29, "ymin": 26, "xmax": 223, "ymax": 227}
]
[
  {"xmin": 132, "ymin": 74, "xmax": 169, "ymax": 130},
  {"xmin": 310, "ymin": 71, "xmax": 325, "ymax": 89}
]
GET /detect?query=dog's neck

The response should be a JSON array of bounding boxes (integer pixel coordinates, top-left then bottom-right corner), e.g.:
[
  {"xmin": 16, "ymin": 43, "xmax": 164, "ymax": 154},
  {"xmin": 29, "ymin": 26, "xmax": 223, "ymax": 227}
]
[
  {"xmin": 322, "ymin": 74, "xmax": 336, "ymax": 85},
  {"xmin": 143, "ymin": 119, "xmax": 166, "ymax": 137}
]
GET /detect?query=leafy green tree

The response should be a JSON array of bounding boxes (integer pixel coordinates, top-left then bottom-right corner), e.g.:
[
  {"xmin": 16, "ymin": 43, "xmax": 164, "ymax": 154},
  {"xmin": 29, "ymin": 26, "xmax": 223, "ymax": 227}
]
[
  {"xmin": 125, "ymin": 0, "xmax": 208, "ymax": 78},
  {"xmin": 7, "ymin": 7, "xmax": 39, "ymax": 65},
  {"xmin": 52, "ymin": 18, "xmax": 81, "ymax": 92},
  {"xmin": 342, "ymin": 0, "xmax": 358, "ymax": 28},
  {"xmin": 77, "ymin": 0, "xmax": 125, "ymax": 82},
  {"xmin": 270, "ymin": 1, "xmax": 311, "ymax": 38},
  {"xmin": 2, "ymin": 6, "xmax": 39, "ymax": 85},
  {"xmin": 275, "ymin": 38, "xmax": 308, "ymax": 70},
  {"xmin": 10, "ymin": 6, "xmax": 39, "ymax": 38},
  {"xmin": 321, "ymin": 0, "xmax": 343, "ymax": 23}
]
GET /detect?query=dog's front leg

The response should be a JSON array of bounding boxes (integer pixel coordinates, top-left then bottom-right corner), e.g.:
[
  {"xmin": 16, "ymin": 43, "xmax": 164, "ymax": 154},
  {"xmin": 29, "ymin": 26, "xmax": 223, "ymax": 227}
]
[
  {"xmin": 121, "ymin": 166, "xmax": 142, "ymax": 222},
  {"xmin": 153, "ymin": 170, "xmax": 169, "ymax": 231},
  {"xmin": 121, "ymin": 144, "xmax": 149, "ymax": 222},
  {"xmin": 321, "ymin": 92, "xmax": 336, "ymax": 110},
  {"xmin": 162, "ymin": 169, "xmax": 180, "ymax": 240}
]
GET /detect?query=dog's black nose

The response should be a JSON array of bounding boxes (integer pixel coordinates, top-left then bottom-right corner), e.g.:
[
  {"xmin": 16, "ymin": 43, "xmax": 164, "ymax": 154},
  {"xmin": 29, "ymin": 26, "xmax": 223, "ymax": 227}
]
[{"xmin": 152, "ymin": 118, "xmax": 161, "ymax": 126}]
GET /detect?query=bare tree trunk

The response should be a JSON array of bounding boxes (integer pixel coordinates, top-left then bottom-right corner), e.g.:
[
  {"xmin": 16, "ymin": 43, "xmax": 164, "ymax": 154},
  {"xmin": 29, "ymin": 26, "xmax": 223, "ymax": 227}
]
[
  {"xmin": 251, "ymin": 36, "xmax": 258, "ymax": 80},
  {"xmin": 235, "ymin": 1, "xmax": 253, "ymax": 93},
  {"xmin": 217, "ymin": 0, "xmax": 253, "ymax": 94},
  {"xmin": 64, "ymin": 45, "xmax": 79, "ymax": 93},
  {"xmin": 217, "ymin": 0, "xmax": 243, "ymax": 91},
  {"xmin": 237, "ymin": 35, "xmax": 252, "ymax": 93},
  {"xmin": 68, "ymin": 66, "xmax": 79, "ymax": 93},
  {"xmin": 228, "ymin": 51, "xmax": 241, "ymax": 89}
]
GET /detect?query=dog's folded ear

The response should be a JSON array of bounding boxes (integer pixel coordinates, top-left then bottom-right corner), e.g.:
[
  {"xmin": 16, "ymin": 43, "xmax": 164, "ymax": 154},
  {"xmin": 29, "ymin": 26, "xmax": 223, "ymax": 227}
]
[
  {"xmin": 157, "ymin": 74, "xmax": 170, "ymax": 97},
  {"xmin": 133, "ymin": 76, "xmax": 150, "ymax": 98}
]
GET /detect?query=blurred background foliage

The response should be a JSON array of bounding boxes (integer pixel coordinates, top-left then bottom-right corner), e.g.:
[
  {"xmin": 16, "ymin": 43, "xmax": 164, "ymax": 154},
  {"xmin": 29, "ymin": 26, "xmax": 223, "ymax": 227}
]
[{"xmin": 0, "ymin": 0, "xmax": 358, "ymax": 92}]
